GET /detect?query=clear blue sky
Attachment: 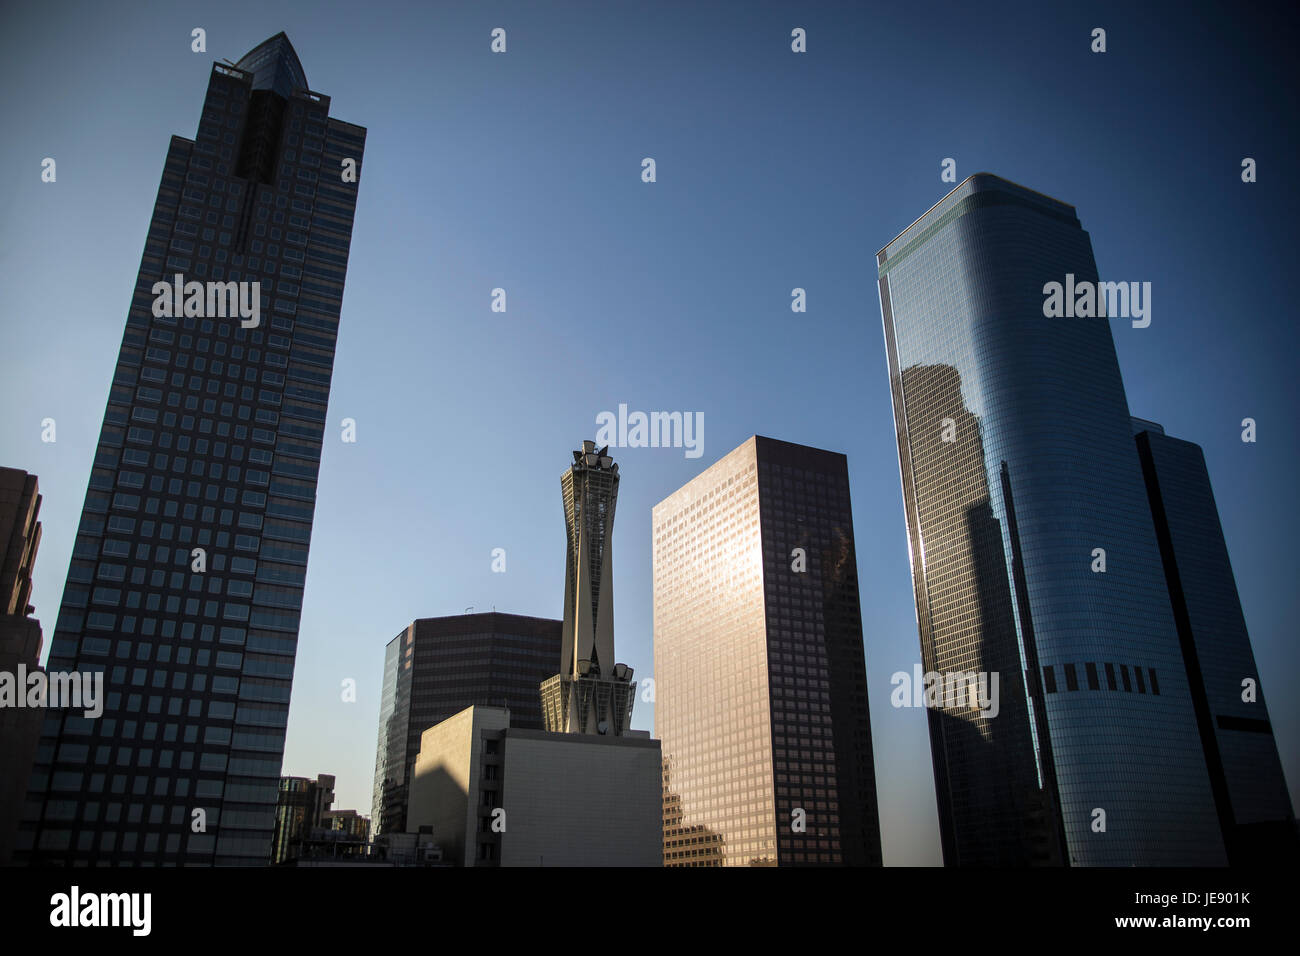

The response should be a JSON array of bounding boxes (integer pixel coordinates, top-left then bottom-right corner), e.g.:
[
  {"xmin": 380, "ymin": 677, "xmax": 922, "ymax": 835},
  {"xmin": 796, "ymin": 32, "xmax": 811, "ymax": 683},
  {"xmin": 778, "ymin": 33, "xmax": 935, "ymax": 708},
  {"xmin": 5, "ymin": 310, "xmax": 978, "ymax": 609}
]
[{"xmin": 1, "ymin": 0, "xmax": 1296, "ymax": 866}]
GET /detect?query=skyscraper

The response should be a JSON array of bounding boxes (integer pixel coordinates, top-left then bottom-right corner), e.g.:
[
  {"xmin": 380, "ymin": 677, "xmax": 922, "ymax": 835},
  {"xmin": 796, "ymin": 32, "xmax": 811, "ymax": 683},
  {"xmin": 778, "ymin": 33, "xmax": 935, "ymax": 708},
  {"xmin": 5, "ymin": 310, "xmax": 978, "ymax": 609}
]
[
  {"xmin": 877, "ymin": 173, "xmax": 1225, "ymax": 865},
  {"xmin": 540, "ymin": 441, "xmax": 636, "ymax": 736},
  {"xmin": 653, "ymin": 435, "xmax": 883, "ymax": 866},
  {"xmin": 19, "ymin": 34, "xmax": 366, "ymax": 865},
  {"xmin": 371, "ymin": 612, "xmax": 561, "ymax": 838},
  {"xmin": 1133, "ymin": 419, "xmax": 1296, "ymax": 863}
]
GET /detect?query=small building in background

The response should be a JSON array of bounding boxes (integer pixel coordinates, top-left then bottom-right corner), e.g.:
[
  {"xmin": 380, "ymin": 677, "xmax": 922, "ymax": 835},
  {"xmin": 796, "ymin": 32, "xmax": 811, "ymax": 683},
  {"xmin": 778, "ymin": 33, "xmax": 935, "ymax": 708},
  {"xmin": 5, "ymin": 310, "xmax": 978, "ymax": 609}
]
[{"xmin": 272, "ymin": 773, "xmax": 337, "ymax": 864}]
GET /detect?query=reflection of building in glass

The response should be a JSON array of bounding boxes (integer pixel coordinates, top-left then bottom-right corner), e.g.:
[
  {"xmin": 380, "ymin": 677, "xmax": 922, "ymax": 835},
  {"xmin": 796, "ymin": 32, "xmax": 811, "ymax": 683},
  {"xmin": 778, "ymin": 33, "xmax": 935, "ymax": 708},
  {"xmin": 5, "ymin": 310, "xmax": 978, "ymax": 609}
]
[
  {"xmin": 541, "ymin": 441, "xmax": 636, "ymax": 736},
  {"xmin": 879, "ymin": 173, "xmax": 1224, "ymax": 865},
  {"xmin": 19, "ymin": 33, "xmax": 366, "ymax": 866},
  {"xmin": 654, "ymin": 436, "xmax": 883, "ymax": 866},
  {"xmin": 896, "ymin": 365, "xmax": 1064, "ymax": 866},
  {"xmin": 662, "ymin": 758, "xmax": 724, "ymax": 866},
  {"xmin": 1134, "ymin": 420, "xmax": 1296, "ymax": 864},
  {"xmin": 371, "ymin": 613, "xmax": 560, "ymax": 839}
]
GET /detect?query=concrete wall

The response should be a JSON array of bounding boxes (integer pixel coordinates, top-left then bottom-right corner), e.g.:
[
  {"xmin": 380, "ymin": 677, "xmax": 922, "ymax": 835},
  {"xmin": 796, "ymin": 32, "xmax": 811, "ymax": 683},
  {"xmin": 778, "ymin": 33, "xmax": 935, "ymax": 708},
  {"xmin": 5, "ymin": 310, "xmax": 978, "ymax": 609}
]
[
  {"xmin": 408, "ymin": 706, "xmax": 508, "ymax": 866},
  {"xmin": 500, "ymin": 730, "xmax": 661, "ymax": 867}
]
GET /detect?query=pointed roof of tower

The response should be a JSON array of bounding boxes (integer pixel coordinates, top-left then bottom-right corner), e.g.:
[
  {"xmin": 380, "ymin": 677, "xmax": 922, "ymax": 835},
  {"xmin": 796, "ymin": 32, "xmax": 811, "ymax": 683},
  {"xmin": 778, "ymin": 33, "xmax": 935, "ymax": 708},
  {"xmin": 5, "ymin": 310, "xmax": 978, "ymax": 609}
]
[{"xmin": 235, "ymin": 32, "xmax": 307, "ymax": 98}]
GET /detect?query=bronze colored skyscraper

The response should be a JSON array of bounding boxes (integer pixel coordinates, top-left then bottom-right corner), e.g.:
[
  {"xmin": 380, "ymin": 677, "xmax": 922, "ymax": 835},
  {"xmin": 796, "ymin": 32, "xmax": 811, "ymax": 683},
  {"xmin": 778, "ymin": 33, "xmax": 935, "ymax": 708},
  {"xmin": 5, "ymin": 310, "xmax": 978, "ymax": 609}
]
[{"xmin": 654, "ymin": 436, "xmax": 883, "ymax": 866}]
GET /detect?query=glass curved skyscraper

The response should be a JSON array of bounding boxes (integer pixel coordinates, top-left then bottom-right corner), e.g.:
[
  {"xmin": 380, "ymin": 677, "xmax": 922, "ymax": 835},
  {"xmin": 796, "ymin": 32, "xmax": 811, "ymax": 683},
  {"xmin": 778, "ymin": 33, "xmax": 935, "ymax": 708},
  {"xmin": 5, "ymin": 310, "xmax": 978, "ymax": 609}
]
[{"xmin": 878, "ymin": 174, "xmax": 1225, "ymax": 865}]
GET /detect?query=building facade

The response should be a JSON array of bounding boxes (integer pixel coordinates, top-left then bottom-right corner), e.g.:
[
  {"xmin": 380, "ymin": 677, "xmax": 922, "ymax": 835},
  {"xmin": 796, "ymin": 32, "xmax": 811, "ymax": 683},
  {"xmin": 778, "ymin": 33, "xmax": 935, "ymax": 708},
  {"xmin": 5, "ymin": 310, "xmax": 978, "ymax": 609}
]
[
  {"xmin": 1134, "ymin": 419, "xmax": 1295, "ymax": 863},
  {"xmin": 653, "ymin": 435, "xmax": 883, "ymax": 866},
  {"xmin": 877, "ymin": 173, "xmax": 1225, "ymax": 865},
  {"xmin": 407, "ymin": 705, "xmax": 661, "ymax": 866},
  {"xmin": 371, "ymin": 612, "xmax": 561, "ymax": 838},
  {"xmin": 271, "ymin": 772, "xmax": 335, "ymax": 864},
  {"xmin": 18, "ymin": 33, "xmax": 366, "ymax": 865},
  {"xmin": 319, "ymin": 808, "xmax": 370, "ymax": 842},
  {"xmin": 0, "ymin": 467, "xmax": 44, "ymax": 865}
]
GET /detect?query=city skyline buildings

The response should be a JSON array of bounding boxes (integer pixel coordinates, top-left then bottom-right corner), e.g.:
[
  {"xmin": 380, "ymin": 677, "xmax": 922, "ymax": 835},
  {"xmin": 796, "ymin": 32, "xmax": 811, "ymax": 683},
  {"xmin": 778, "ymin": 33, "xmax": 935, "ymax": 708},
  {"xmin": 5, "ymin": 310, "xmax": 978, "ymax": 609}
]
[
  {"xmin": 877, "ymin": 173, "xmax": 1230, "ymax": 865},
  {"xmin": 371, "ymin": 611, "xmax": 561, "ymax": 839},
  {"xmin": 2, "ymin": 3, "xmax": 1295, "ymax": 868},
  {"xmin": 16, "ymin": 32, "xmax": 366, "ymax": 865}
]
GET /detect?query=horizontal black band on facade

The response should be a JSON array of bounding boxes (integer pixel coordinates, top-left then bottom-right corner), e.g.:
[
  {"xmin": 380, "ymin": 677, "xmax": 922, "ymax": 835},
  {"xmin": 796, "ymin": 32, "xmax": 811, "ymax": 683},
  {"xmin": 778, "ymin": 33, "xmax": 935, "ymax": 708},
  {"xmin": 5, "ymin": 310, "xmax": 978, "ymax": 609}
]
[
  {"xmin": 1216, "ymin": 715, "xmax": 1273, "ymax": 734},
  {"xmin": 1042, "ymin": 662, "xmax": 1160, "ymax": 695}
]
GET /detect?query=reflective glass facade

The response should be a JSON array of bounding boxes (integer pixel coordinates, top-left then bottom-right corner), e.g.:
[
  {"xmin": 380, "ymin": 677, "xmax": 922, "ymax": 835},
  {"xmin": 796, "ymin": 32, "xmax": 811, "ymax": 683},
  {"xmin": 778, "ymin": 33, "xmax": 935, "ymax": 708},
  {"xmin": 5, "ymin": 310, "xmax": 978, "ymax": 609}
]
[
  {"xmin": 878, "ymin": 174, "xmax": 1225, "ymax": 865},
  {"xmin": 371, "ymin": 613, "xmax": 561, "ymax": 838},
  {"xmin": 654, "ymin": 436, "xmax": 882, "ymax": 866},
  {"xmin": 19, "ymin": 34, "xmax": 365, "ymax": 866},
  {"xmin": 1135, "ymin": 422, "xmax": 1296, "ymax": 863}
]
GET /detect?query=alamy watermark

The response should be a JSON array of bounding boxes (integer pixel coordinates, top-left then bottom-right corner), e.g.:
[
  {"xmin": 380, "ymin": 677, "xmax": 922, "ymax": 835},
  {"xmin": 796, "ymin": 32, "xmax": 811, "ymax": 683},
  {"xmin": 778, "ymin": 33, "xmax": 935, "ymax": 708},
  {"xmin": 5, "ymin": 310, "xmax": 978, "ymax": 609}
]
[
  {"xmin": 595, "ymin": 403, "xmax": 703, "ymax": 459},
  {"xmin": 0, "ymin": 666, "xmax": 103, "ymax": 719},
  {"xmin": 1042, "ymin": 273, "xmax": 1151, "ymax": 328},
  {"xmin": 890, "ymin": 664, "xmax": 1000, "ymax": 718},
  {"xmin": 152, "ymin": 273, "xmax": 260, "ymax": 328},
  {"xmin": 50, "ymin": 886, "xmax": 150, "ymax": 936}
]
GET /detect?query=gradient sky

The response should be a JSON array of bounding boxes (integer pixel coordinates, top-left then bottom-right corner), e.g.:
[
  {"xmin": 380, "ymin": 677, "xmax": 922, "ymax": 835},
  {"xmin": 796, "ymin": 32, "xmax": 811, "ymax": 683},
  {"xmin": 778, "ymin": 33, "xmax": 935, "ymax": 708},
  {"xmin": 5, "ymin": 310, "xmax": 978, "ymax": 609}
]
[{"xmin": 1, "ymin": 0, "xmax": 1296, "ymax": 866}]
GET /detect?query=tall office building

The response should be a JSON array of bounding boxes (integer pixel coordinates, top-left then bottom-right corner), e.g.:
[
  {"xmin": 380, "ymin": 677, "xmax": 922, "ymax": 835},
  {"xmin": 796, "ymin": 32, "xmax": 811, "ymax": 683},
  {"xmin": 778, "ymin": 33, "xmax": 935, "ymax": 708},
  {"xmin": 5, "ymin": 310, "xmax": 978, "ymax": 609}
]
[
  {"xmin": 19, "ymin": 34, "xmax": 366, "ymax": 865},
  {"xmin": 877, "ymin": 173, "xmax": 1224, "ymax": 865},
  {"xmin": 371, "ymin": 612, "xmax": 561, "ymax": 838},
  {"xmin": 541, "ymin": 441, "xmax": 636, "ymax": 736},
  {"xmin": 0, "ymin": 468, "xmax": 44, "ymax": 865},
  {"xmin": 1133, "ymin": 419, "xmax": 1295, "ymax": 863},
  {"xmin": 653, "ymin": 436, "xmax": 883, "ymax": 866}
]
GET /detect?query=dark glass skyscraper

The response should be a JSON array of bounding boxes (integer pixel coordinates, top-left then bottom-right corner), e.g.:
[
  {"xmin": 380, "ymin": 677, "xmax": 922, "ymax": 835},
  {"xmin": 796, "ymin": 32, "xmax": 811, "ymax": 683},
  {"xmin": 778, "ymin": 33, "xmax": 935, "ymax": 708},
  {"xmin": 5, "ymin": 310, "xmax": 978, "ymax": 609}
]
[
  {"xmin": 1133, "ymin": 419, "xmax": 1295, "ymax": 864},
  {"xmin": 654, "ymin": 436, "xmax": 883, "ymax": 866},
  {"xmin": 371, "ymin": 613, "xmax": 562, "ymax": 838},
  {"xmin": 878, "ymin": 173, "xmax": 1225, "ymax": 865},
  {"xmin": 19, "ymin": 34, "xmax": 365, "ymax": 866}
]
